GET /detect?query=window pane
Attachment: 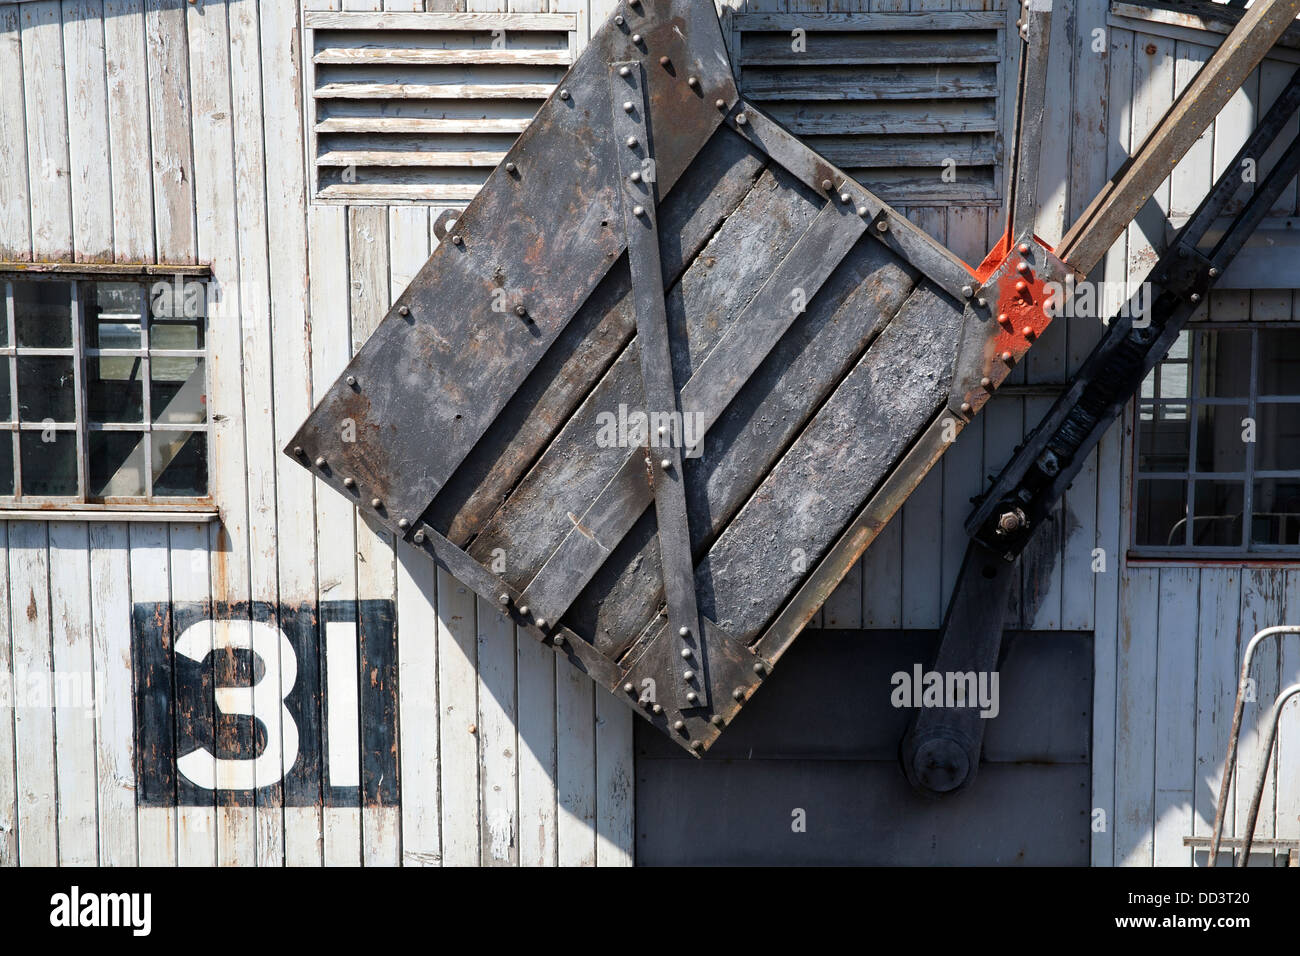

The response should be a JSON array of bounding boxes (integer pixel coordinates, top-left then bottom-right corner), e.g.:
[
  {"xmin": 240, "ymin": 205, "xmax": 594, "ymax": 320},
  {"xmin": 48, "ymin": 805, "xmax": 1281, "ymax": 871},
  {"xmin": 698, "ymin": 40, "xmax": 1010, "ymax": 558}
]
[
  {"xmin": 89, "ymin": 431, "xmax": 145, "ymax": 497},
  {"xmin": 1195, "ymin": 329, "xmax": 1252, "ymax": 398},
  {"xmin": 153, "ymin": 431, "xmax": 207, "ymax": 496},
  {"xmin": 87, "ymin": 283, "xmax": 143, "ymax": 349},
  {"xmin": 1155, "ymin": 362, "xmax": 1190, "ymax": 400},
  {"xmin": 13, "ymin": 281, "xmax": 72, "ymax": 348},
  {"xmin": 150, "ymin": 320, "xmax": 204, "ymax": 351},
  {"xmin": 1191, "ymin": 480, "xmax": 1244, "ymax": 547},
  {"xmin": 0, "ymin": 437, "xmax": 12, "ymax": 495},
  {"xmin": 1257, "ymin": 403, "xmax": 1300, "ymax": 472},
  {"xmin": 1258, "ymin": 329, "xmax": 1300, "ymax": 396},
  {"xmin": 20, "ymin": 431, "xmax": 77, "ymax": 496},
  {"xmin": 152, "ymin": 356, "xmax": 205, "ymax": 424},
  {"xmin": 1195, "ymin": 404, "xmax": 1248, "ymax": 473},
  {"xmin": 17, "ymin": 356, "xmax": 75, "ymax": 422},
  {"xmin": 1252, "ymin": 479, "xmax": 1300, "ymax": 546},
  {"xmin": 1137, "ymin": 402, "xmax": 1189, "ymax": 472},
  {"xmin": 87, "ymin": 353, "xmax": 144, "ymax": 423},
  {"xmin": 1135, "ymin": 479, "xmax": 1187, "ymax": 548}
]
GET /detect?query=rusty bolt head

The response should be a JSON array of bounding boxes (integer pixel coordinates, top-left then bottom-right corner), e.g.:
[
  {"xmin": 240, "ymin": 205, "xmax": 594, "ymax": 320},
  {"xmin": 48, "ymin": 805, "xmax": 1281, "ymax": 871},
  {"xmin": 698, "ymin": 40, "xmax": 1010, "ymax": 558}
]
[
  {"xmin": 1015, "ymin": 280, "xmax": 1027, "ymax": 292},
  {"xmin": 1016, "ymin": 261, "xmax": 1031, "ymax": 275},
  {"xmin": 315, "ymin": 456, "xmax": 326, "ymax": 468},
  {"xmin": 997, "ymin": 312, "xmax": 1011, "ymax": 326},
  {"xmin": 960, "ymin": 402, "xmax": 972, "ymax": 414},
  {"xmin": 710, "ymin": 714, "xmax": 725, "ymax": 727},
  {"xmin": 1001, "ymin": 351, "xmax": 1014, "ymax": 364},
  {"xmin": 980, "ymin": 377, "xmax": 992, "ymax": 389},
  {"xmin": 450, "ymin": 234, "xmax": 463, "ymax": 246},
  {"xmin": 1023, "ymin": 326, "xmax": 1035, "ymax": 339},
  {"xmin": 962, "ymin": 285, "xmax": 974, "ymax": 298},
  {"xmin": 732, "ymin": 687, "xmax": 745, "ymax": 701},
  {"xmin": 468, "ymin": 723, "xmax": 477, "ymax": 734},
  {"xmin": 515, "ymin": 304, "xmax": 527, "ymax": 317},
  {"xmin": 413, "ymin": 530, "xmax": 425, "ymax": 544},
  {"xmin": 998, "ymin": 510, "xmax": 1024, "ymax": 533},
  {"xmin": 505, "ymin": 162, "xmax": 517, "ymax": 174},
  {"xmin": 821, "ymin": 179, "xmax": 833, "ymax": 191},
  {"xmin": 1018, "ymin": 242, "xmax": 1031, "ymax": 255}
]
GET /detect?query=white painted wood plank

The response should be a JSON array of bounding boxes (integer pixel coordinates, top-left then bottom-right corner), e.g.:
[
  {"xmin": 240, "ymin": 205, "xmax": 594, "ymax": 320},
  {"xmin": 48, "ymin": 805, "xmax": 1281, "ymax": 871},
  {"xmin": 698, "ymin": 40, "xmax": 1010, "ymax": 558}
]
[
  {"xmin": 0, "ymin": 523, "xmax": 15, "ymax": 866},
  {"xmin": 477, "ymin": 597, "xmax": 517, "ymax": 865},
  {"xmin": 901, "ymin": 467, "xmax": 943, "ymax": 630},
  {"xmin": 556, "ymin": 656, "xmax": 595, "ymax": 866},
  {"xmin": 145, "ymin": 0, "xmax": 197, "ymax": 263},
  {"xmin": 1100, "ymin": 28, "xmax": 1133, "ymax": 341},
  {"xmin": 129, "ymin": 521, "xmax": 176, "ymax": 865},
  {"xmin": 821, "ymin": 562, "xmax": 862, "ymax": 628},
  {"xmin": 184, "ymin": 0, "xmax": 255, "ymax": 867},
  {"xmin": 1090, "ymin": 423, "xmax": 1122, "ymax": 866},
  {"xmin": 1115, "ymin": 566, "xmax": 1158, "ymax": 866},
  {"xmin": 168, "ymin": 521, "xmax": 215, "ymax": 867},
  {"xmin": 1059, "ymin": 443, "xmax": 1097, "ymax": 631},
  {"xmin": 103, "ymin": 0, "xmax": 155, "ymax": 262},
  {"xmin": 20, "ymin": 0, "xmax": 73, "ymax": 260},
  {"xmin": 1235, "ymin": 569, "xmax": 1286, "ymax": 853},
  {"xmin": 0, "ymin": 5, "xmax": 32, "ymax": 260},
  {"xmin": 594, "ymin": 690, "xmax": 633, "ymax": 866},
  {"xmin": 862, "ymin": 509, "xmax": 902, "ymax": 629},
  {"xmin": 515, "ymin": 631, "xmax": 556, "ymax": 867},
  {"xmin": 397, "ymin": 542, "xmax": 440, "ymax": 866},
  {"xmin": 1193, "ymin": 568, "xmax": 1240, "ymax": 867},
  {"xmin": 1208, "ymin": 45, "xmax": 1257, "ymax": 319},
  {"xmin": 48, "ymin": 522, "xmax": 99, "ymax": 864},
  {"xmin": 437, "ymin": 568, "xmax": 480, "ymax": 865},
  {"xmin": 1276, "ymin": 571, "xmax": 1300, "ymax": 855},
  {"xmin": 62, "ymin": 0, "xmax": 113, "ymax": 261},
  {"xmin": 1153, "ymin": 566, "xmax": 1198, "ymax": 866},
  {"xmin": 1022, "ymin": 397, "xmax": 1062, "ymax": 630}
]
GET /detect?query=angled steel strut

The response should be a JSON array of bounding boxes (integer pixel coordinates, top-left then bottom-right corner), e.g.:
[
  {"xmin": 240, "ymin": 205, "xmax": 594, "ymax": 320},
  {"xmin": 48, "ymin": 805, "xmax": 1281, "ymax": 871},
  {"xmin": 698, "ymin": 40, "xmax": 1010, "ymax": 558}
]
[{"xmin": 903, "ymin": 0, "xmax": 1300, "ymax": 795}]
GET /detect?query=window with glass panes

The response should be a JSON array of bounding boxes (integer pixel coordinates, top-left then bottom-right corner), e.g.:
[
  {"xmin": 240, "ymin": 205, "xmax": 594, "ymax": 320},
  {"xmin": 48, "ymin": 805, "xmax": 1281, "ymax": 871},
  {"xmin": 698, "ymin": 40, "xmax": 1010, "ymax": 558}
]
[
  {"xmin": 1134, "ymin": 324, "xmax": 1300, "ymax": 555},
  {"xmin": 0, "ymin": 276, "xmax": 209, "ymax": 505}
]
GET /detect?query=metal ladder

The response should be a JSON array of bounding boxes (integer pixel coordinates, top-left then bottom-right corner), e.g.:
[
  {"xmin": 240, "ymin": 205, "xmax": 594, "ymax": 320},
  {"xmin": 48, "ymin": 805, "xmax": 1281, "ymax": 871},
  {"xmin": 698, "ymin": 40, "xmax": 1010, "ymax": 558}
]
[{"xmin": 1205, "ymin": 627, "xmax": 1300, "ymax": 867}]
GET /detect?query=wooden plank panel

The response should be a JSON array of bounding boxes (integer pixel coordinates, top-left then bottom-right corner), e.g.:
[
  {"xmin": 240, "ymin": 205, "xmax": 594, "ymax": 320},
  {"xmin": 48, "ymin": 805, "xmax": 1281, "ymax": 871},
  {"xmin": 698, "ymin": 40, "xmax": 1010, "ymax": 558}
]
[
  {"xmin": 129, "ymin": 522, "xmax": 177, "ymax": 866},
  {"xmin": 48, "ymin": 522, "xmax": 98, "ymax": 864},
  {"xmin": 104, "ymin": 0, "xmax": 155, "ymax": 262},
  {"xmin": 594, "ymin": 690, "xmax": 633, "ymax": 866},
  {"xmin": 62, "ymin": 0, "xmax": 113, "ymax": 261},
  {"xmin": 437, "ymin": 569, "xmax": 479, "ymax": 865},
  {"xmin": 477, "ymin": 597, "xmax": 517, "ymax": 865},
  {"xmin": 145, "ymin": 0, "xmax": 197, "ymax": 263},
  {"xmin": 1277, "ymin": 571, "xmax": 1300, "ymax": 856},
  {"xmin": 0, "ymin": 524, "xmax": 15, "ymax": 866},
  {"xmin": 1153, "ymin": 566, "xmax": 1198, "ymax": 866},
  {"xmin": 1022, "ymin": 397, "xmax": 1063, "ymax": 630},
  {"xmin": 1114, "ymin": 566, "xmax": 1158, "ymax": 866},
  {"xmin": 168, "ymin": 521, "xmax": 215, "ymax": 867},
  {"xmin": 1193, "ymin": 568, "xmax": 1241, "ymax": 866},
  {"xmin": 516, "ymin": 634, "xmax": 556, "ymax": 866},
  {"xmin": 556, "ymin": 657, "xmax": 595, "ymax": 866},
  {"xmin": 1235, "ymin": 569, "xmax": 1286, "ymax": 852},
  {"xmin": 9, "ymin": 522, "xmax": 57, "ymax": 865},
  {"xmin": 1090, "ymin": 423, "xmax": 1122, "ymax": 866},
  {"xmin": 981, "ymin": 395, "xmax": 1023, "ymax": 628},
  {"xmin": 0, "ymin": 4, "xmax": 32, "ymax": 260},
  {"xmin": 20, "ymin": 1, "xmax": 72, "ymax": 260},
  {"xmin": 397, "ymin": 542, "xmax": 440, "ymax": 866}
]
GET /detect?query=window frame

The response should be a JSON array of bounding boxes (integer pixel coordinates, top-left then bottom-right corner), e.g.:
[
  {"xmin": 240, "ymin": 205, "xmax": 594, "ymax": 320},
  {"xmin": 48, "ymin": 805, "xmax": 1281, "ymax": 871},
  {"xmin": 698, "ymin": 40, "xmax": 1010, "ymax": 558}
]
[
  {"xmin": 1129, "ymin": 320, "xmax": 1300, "ymax": 560},
  {"xmin": 0, "ymin": 269, "xmax": 215, "ymax": 514}
]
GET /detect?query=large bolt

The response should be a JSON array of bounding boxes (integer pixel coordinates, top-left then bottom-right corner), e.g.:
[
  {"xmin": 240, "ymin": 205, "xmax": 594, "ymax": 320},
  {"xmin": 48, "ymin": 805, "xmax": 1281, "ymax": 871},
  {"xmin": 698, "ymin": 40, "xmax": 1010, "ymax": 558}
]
[
  {"xmin": 997, "ymin": 510, "xmax": 1024, "ymax": 534},
  {"xmin": 912, "ymin": 738, "xmax": 970, "ymax": 794}
]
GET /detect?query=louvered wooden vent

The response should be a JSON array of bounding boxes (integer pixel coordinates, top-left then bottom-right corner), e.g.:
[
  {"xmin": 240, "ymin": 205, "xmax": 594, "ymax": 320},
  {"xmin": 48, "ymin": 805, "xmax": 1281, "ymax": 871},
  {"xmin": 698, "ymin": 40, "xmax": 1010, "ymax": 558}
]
[
  {"xmin": 728, "ymin": 11, "xmax": 1010, "ymax": 204},
  {"xmin": 305, "ymin": 11, "xmax": 578, "ymax": 204}
]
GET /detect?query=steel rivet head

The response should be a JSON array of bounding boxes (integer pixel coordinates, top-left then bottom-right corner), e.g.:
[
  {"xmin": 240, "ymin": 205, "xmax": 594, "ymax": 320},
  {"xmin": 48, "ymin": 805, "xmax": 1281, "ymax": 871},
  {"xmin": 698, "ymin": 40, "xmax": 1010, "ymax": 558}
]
[
  {"xmin": 398, "ymin": 304, "xmax": 410, "ymax": 316},
  {"xmin": 980, "ymin": 377, "xmax": 992, "ymax": 389},
  {"xmin": 710, "ymin": 714, "xmax": 724, "ymax": 727},
  {"xmin": 1023, "ymin": 326, "xmax": 1035, "ymax": 339},
  {"xmin": 515, "ymin": 305, "xmax": 527, "ymax": 317},
  {"xmin": 1016, "ymin": 261, "xmax": 1031, "ymax": 275},
  {"xmin": 680, "ymin": 648, "xmax": 692, "ymax": 659},
  {"xmin": 451, "ymin": 235, "xmax": 462, "ymax": 246},
  {"xmin": 559, "ymin": 89, "xmax": 570, "ymax": 100},
  {"xmin": 997, "ymin": 313, "xmax": 1011, "ymax": 327},
  {"xmin": 315, "ymin": 456, "xmax": 326, "ymax": 468},
  {"xmin": 634, "ymin": 205, "xmax": 647, "ymax": 217},
  {"xmin": 1209, "ymin": 267, "xmax": 1220, "ymax": 278},
  {"xmin": 659, "ymin": 56, "xmax": 669, "ymax": 66},
  {"xmin": 752, "ymin": 662, "xmax": 765, "ymax": 675},
  {"xmin": 497, "ymin": 594, "xmax": 509, "ymax": 606},
  {"xmin": 688, "ymin": 76, "xmax": 699, "ymax": 88},
  {"xmin": 1191, "ymin": 293, "xmax": 1202, "ymax": 303},
  {"xmin": 678, "ymin": 626, "xmax": 689, "ymax": 637},
  {"xmin": 1001, "ymin": 351, "xmax": 1014, "ymax": 364},
  {"xmin": 293, "ymin": 445, "xmax": 304, "ymax": 457},
  {"xmin": 962, "ymin": 285, "xmax": 975, "ymax": 298},
  {"xmin": 715, "ymin": 99, "xmax": 726, "ymax": 109},
  {"xmin": 876, "ymin": 218, "xmax": 888, "ymax": 232},
  {"xmin": 735, "ymin": 113, "xmax": 747, "ymax": 126},
  {"xmin": 732, "ymin": 687, "xmax": 745, "ymax": 701},
  {"xmin": 821, "ymin": 179, "xmax": 833, "ymax": 191},
  {"xmin": 371, "ymin": 498, "xmax": 382, "ymax": 509},
  {"xmin": 630, "ymin": 171, "xmax": 642, "ymax": 183},
  {"xmin": 683, "ymin": 670, "xmax": 694, "ymax": 680},
  {"xmin": 623, "ymin": 682, "xmax": 635, "ymax": 694},
  {"xmin": 626, "ymin": 135, "xmax": 638, "ymax": 148},
  {"xmin": 413, "ymin": 530, "xmax": 425, "ymax": 544},
  {"xmin": 978, "ymin": 297, "xmax": 988, "ymax": 307},
  {"xmin": 614, "ymin": 14, "xmax": 624, "ymax": 25},
  {"xmin": 519, "ymin": 605, "xmax": 530, "ymax": 616},
  {"xmin": 1015, "ymin": 280, "xmax": 1027, "ymax": 292},
  {"xmin": 632, "ymin": 33, "xmax": 642, "ymax": 44},
  {"xmin": 398, "ymin": 518, "xmax": 410, "ymax": 530},
  {"xmin": 623, "ymin": 101, "xmax": 634, "ymax": 112},
  {"xmin": 686, "ymin": 691, "xmax": 698, "ymax": 704},
  {"xmin": 619, "ymin": 65, "xmax": 631, "ymax": 77},
  {"xmin": 673, "ymin": 719, "xmax": 685, "ymax": 731},
  {"xmin": 346, "ymin": 375, "xmax": 358, "ymax": 387},
  {"xmin": 1018, "ymin": 242, "xmax": 1031, "ymax": 255},
  {"xmin": 536, "ymin": 617, "xmax": 547, "ymax": 628},
  {"xmin": 840, "ymin": 192, "xmax": 851, "ymax": 204},
  {"xmin": 343, "ymin": 477, "xmax": 355, "ymax": 488},
  {"xmin": 960, "ymin": 402, "xmax": 972, "ymax": 414},
  {"xmin": 661, "ymin": 458, "xmax": 671, "ymax": 468},
  {"xmin": 652, "ymin": 703, "xmax": 662, "ymax": 714},
  {"xmin": 505, "ymin": 162, "xmax": 517, "ymax": 173},
  {"xmin": 690, "ymin": 740, "xmax": 703, "ymax": 752}
]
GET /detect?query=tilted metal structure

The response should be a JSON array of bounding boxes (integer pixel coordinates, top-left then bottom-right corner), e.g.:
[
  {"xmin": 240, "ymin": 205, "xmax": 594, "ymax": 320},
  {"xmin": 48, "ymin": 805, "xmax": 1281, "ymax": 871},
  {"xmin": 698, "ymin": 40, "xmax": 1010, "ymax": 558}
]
[{"xmin": 288, "ymin": 0, "xmax": 1300, "ymax": 760}]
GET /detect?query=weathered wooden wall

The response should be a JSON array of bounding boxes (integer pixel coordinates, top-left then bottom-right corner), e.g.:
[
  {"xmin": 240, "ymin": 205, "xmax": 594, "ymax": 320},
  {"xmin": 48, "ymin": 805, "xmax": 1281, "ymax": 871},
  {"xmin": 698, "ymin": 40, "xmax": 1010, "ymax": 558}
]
[{"xmin": 1, "ymin": 0, "xmax": 1298, "ymax": 867}]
